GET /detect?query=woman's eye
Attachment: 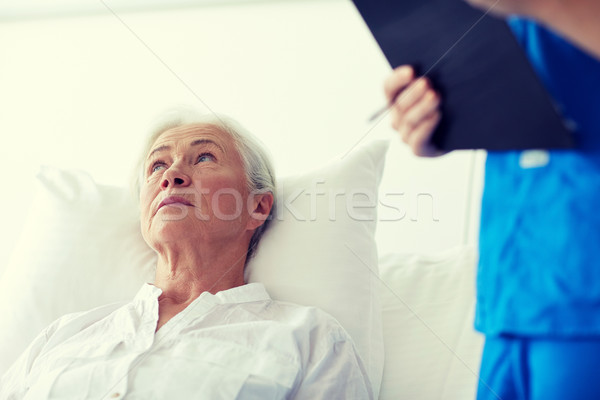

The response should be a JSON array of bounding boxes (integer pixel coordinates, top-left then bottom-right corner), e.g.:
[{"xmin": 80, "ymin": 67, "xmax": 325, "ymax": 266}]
[
  {"xmin": 150, "ymin": 162, "xmax": 166, "ymax": 174},
  {"xmin": 197, "ymin": 153, "xmax": 216, "ymax": 163}
]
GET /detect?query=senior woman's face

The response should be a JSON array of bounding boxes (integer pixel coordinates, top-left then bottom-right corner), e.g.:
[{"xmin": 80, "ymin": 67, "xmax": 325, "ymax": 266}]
[{"xmin": 140, "ymin": 123, "xmax": 252, "ymax": 249}]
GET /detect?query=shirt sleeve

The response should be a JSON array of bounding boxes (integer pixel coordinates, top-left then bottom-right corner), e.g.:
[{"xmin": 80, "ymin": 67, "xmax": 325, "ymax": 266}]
[
  {"xmin": 0, "ymin": 322, "xmax": 55, "ymax": 400},
  {"xmin": 0, "ymin": 306, "xmax": 106, "ymax": 400}
]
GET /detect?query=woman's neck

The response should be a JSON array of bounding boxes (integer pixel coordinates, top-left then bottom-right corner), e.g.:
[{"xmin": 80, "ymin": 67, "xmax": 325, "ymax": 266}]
[
  {"xmin": 153, "ymin": 239, "xmax": 247, "ymax": 302},
  {"xmin": 151, "ymin": 241, "xmax": 247, "ymax": 332}
]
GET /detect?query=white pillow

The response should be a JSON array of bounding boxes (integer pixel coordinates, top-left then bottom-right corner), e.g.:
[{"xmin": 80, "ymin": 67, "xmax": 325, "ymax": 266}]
[
  {"xmin": 0, "ymin": 139, "xmax": 388, "ymax": 397},
  {"xmin": 378, "ymin": 246, "xmax": 484, "ymax": 400}
]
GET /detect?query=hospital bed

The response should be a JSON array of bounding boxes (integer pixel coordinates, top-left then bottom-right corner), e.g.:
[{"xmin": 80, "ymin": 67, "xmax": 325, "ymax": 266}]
[{"xmin": 0, "ymin": 138, "xmax": 485, "ymax": 399}]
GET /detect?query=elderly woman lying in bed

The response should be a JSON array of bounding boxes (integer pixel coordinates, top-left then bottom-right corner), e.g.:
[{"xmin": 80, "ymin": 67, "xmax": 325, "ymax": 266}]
[{"xmin": 0, "ymin": 113, "xmax": 373, "ymax": 399}]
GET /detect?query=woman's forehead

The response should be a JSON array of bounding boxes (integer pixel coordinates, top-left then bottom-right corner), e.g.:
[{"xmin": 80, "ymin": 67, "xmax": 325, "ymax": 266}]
[
  {"xmin": 147, "ymin": 123, "xmax": 239, "ymax": 160},
  {"xmin": 153, "ymin": 123, "xmax": 232, "ymax": 147}
]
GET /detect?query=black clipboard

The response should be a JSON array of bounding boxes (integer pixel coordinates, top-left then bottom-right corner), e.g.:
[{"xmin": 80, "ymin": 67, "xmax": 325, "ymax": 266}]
[{"xmin": 352, "ymin": 0, "xmax": 574, "ymax": 151}]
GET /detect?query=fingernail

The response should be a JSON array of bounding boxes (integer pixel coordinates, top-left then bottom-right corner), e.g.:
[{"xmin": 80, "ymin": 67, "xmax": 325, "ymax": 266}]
[{"xmin": 399, "ymin": 65, "xmax": 413, "ymax": 79}]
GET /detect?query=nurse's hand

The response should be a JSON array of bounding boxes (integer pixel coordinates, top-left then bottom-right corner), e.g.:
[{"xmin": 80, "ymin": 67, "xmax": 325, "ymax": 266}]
[{"xmin": 383, "ymin": 65, "xmax": 444, "ymax": 157}]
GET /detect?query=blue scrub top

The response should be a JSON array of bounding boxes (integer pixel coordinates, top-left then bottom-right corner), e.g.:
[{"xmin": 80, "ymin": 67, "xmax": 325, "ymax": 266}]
[{"xmin": 476, "ymin": 18, "xmax": 600, "ymax": 336}]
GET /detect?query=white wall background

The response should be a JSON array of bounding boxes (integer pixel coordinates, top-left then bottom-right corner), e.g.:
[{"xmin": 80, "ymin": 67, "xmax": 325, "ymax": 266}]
[{"xmin": 0, "ymin": 0, "xmax": 484, "ymax": 274}]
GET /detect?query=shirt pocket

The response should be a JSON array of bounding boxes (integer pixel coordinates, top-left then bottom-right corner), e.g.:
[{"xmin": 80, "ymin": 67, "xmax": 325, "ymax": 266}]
[{"xmin": 133, "ymin": 338, "xmax": 301, "ymax": 400}]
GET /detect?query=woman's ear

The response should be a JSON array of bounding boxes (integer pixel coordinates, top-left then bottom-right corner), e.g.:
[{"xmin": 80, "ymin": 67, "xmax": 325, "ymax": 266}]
[{"xmin": 246, "ymin": 192, "xmax": 274, "ymax": 231}]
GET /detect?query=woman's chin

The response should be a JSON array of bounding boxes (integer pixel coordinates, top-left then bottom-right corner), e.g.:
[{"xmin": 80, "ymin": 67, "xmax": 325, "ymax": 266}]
[{"xmin": 151, "ymin": 218, "xmax": 199, "ymax": 243}]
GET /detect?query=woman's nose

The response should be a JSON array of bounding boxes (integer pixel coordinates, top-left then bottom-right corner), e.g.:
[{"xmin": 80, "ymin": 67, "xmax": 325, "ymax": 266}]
[{"xmin": 160, "ymin": 165, "xmax": 191, "ymax": 189}]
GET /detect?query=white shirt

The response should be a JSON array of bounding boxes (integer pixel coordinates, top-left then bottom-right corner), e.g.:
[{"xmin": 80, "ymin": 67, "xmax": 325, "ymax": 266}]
[{"xmin": 0, "ymin": 283, "xmax": 373, "ymax": 400}]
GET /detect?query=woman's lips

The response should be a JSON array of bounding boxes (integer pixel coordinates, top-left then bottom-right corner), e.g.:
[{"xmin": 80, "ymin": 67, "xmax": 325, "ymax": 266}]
[{"xmin": 157, "ymin": 196, "xmax": 194, "ymax": 211}]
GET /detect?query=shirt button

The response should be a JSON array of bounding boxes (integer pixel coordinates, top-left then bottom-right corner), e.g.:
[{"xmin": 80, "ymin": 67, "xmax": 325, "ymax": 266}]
[{"xmin": 110, "ymin": 393, "xmax": 120, "ymax": 398}]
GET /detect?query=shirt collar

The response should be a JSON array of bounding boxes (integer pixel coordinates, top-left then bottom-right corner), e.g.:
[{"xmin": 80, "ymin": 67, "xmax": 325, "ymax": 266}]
[
  {"xmin": 133, "ymin": 282, "xmax": 271, "ymax": 305},
  {"xmin": 133, "ymin": 282, "xmax": 162, "ymax": 303},
  {"xmin": 213, "ymin": 282, "xmax": 271, "ymax": 304}
]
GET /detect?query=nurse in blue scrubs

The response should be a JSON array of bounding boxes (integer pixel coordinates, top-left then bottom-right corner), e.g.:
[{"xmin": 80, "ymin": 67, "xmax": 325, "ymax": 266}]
[{"xmin": 383, "ymin": 1, "xmax": 600, "ymax": 398}]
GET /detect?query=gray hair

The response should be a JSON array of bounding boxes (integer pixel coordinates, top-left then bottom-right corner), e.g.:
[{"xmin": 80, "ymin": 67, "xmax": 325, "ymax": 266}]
[{"xmin": 134, "ymin": 108, "xmax": 277, "ymax": 260}]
